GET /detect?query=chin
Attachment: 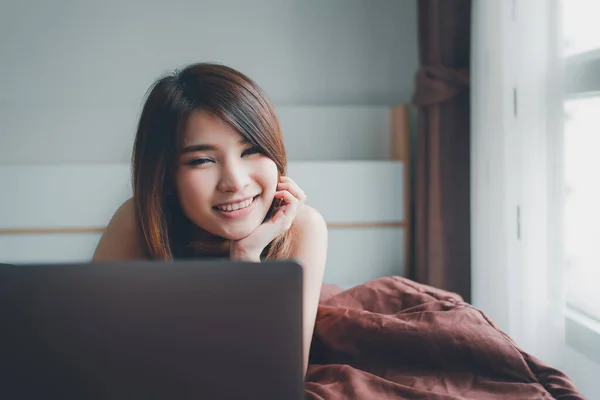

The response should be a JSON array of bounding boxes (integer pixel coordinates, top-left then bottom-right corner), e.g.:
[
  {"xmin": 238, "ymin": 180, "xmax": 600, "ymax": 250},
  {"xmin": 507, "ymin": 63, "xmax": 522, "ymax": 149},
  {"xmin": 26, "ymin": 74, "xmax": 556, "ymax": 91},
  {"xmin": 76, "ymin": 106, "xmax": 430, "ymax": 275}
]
[{"xmin": 218, "ymin": 226, "xmax": 258, "ymax": 241}]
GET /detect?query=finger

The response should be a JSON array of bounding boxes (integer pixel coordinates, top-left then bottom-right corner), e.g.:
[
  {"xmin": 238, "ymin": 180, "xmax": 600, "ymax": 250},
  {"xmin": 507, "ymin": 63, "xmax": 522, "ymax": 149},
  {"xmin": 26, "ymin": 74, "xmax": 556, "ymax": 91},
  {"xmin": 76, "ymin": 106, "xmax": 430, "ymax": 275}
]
[
  {"xmin": 274, "ymin": 189, "xmax": 299, "ymax": 207},
  {"xmin": 277, "ymin": 181, "xmax": 306, "ymax": 202},
  {"xmin": 273, "ymin": 190, "xmax": 299, "ymax": 225},
  {"xmin": 269, "ymin": 207, "xmax": 288, "ymax": 225},
  {"xmin": 279, "ymin": 175, "xmax": 298, "ymax": 187},
  {"xmin": 270, "ymin": 208, "xmax": 295, "ymax": 230},
  {"xmin": 277, "ymin": 182, "xmax": 305, "ymax": 201}
]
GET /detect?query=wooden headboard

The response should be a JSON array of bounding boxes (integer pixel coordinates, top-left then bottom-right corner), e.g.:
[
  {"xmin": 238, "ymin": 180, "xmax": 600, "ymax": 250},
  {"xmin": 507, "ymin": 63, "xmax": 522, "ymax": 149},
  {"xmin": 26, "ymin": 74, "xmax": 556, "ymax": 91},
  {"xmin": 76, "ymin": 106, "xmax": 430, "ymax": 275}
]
[{"xmin": 0, "ymin": 105, "xmax": 411, "ymax": 289}]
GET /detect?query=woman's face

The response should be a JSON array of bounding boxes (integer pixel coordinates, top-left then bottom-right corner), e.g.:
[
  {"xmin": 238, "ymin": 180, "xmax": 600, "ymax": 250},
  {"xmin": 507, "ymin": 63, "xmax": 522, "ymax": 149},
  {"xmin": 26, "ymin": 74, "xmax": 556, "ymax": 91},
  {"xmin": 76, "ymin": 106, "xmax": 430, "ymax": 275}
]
[{"xmin": 176, "ymin": 110, "xmax": 279, "ymax": 240}]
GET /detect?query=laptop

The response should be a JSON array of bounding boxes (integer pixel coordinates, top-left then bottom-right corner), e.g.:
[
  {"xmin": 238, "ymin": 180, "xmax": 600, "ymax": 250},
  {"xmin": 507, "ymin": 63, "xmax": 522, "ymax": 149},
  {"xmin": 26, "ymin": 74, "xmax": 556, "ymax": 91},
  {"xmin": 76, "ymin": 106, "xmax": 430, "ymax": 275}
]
[{"xmin": 0, "ymin": 260, "xmax": 304, "ymax": 399}]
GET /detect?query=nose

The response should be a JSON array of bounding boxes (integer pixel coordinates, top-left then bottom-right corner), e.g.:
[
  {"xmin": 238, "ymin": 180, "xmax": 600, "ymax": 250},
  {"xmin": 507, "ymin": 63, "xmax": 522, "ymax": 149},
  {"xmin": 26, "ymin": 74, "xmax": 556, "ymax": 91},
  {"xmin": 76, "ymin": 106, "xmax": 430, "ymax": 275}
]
[{"xmin": 217, "ymin": 158, "xmax": 250, "ymax": 193}]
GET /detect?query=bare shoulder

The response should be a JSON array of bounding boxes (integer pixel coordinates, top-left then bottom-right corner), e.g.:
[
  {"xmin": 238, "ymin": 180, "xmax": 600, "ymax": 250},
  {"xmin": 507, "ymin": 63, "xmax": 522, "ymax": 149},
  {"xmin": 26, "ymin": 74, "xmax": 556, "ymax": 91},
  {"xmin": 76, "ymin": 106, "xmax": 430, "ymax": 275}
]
[
  {"xmin": 292, "ymin": 204, "xmax": 327, "ymax": 235},
  {"xmin": 92, "ymin": 197, "xmax": 146, "ymax": 261},
  {"xmin": 289, "ymin": 205, "xmax": 328, "ymax": 262}
]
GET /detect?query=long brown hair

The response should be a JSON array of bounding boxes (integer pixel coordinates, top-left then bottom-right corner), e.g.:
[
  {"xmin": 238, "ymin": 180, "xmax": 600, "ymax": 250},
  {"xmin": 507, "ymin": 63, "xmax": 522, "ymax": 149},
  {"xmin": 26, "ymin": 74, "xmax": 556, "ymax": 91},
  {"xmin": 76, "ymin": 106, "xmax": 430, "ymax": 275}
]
[{"xmin": 132, "ymin": 63, "xmax": 291, "ymax": 260}]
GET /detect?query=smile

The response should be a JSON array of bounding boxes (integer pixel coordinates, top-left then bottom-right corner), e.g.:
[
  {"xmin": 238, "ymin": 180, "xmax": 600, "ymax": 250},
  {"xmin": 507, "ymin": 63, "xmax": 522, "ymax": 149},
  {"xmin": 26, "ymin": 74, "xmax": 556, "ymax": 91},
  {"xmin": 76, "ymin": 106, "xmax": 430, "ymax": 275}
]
[{"xmin": 213, "ymin": 195, "xmax": 259, "ymax": 212}]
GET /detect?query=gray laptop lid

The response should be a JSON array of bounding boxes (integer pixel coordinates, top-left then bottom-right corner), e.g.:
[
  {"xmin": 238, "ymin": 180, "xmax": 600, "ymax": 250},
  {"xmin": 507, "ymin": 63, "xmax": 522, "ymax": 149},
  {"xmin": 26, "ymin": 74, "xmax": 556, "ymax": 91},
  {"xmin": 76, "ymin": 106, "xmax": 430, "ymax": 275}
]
[{"xmin": 0, "ymin": 260, "xmax": 304, "ymax": 400}]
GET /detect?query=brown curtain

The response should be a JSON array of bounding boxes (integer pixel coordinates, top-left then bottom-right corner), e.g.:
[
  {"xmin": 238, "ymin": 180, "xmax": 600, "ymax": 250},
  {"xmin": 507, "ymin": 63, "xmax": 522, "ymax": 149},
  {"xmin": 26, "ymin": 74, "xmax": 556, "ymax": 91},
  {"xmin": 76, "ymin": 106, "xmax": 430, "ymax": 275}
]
[{"xmin": 411, "ymin": 0, "xmax": 472, "ymax": 302}]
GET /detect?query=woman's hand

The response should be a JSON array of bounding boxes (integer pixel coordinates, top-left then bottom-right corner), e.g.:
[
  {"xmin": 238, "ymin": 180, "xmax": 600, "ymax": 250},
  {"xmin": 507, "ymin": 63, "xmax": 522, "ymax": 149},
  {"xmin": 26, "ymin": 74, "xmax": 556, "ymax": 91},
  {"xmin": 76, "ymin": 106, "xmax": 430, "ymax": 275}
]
[{"xmin": 230, "ymin": 176, "xmax": 306, "ymax": 261}]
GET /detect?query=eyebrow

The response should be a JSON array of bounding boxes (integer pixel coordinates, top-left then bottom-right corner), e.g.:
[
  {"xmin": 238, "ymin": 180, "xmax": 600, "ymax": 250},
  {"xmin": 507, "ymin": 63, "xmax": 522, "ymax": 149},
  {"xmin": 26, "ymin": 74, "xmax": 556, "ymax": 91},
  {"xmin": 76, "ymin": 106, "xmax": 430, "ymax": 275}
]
[
  {"xmin": 181, "ymin": 144, "xmax": 215, "ymax": 153},
  {"xmin": 181, "ymin": 138, "xmax": 251, "ymax": 154}
]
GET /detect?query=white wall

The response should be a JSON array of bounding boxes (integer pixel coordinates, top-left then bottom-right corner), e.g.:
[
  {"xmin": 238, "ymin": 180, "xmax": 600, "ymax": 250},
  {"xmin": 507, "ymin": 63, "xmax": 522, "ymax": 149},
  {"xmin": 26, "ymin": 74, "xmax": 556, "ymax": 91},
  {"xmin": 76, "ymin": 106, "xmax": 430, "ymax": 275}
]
[
  {"xmin": 0, "ymin": 0, "xmax": 418, "ymax": 163},
  {"xmin": 0, "ymin": 0, "xmax": 417, "ymax": 286}
]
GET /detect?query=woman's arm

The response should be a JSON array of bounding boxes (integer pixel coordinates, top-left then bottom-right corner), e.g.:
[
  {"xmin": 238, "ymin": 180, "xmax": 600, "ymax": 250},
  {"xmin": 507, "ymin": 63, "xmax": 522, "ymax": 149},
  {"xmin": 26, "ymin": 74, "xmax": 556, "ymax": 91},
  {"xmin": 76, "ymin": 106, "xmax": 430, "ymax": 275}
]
[
  {"xmin": 92, "ymin": 198, "xmax": 147, "ymax": 261},
  {"xmin": 229, "ymin": 176, "xmax": 327, "ymax": 376},
  {"xmin": 288, "ymin": 205, "xmax": 328, "ymax": 376}
]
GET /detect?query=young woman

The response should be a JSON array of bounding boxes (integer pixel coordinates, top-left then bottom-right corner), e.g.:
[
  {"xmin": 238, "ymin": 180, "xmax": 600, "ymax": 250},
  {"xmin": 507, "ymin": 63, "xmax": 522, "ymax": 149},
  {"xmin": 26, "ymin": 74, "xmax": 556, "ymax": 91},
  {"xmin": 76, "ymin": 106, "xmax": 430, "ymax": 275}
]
[{"xmin": 92, "ymin": 63, "xmax": 328, "ymax": 375}]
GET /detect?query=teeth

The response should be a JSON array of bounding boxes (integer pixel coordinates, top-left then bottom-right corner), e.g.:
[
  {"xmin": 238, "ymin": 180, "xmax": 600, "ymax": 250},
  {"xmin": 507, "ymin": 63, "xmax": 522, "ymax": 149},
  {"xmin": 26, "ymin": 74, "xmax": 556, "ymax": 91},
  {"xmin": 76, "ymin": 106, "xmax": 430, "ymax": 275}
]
[{"xmin": 217, "ymin": 197, "xmax": 254, "ymax": 212}]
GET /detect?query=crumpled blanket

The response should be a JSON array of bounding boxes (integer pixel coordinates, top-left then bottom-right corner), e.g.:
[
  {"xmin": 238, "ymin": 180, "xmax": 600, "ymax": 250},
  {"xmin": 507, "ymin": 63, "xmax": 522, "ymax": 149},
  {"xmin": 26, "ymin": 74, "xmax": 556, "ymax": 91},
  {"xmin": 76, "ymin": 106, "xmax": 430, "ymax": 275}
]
[{"xmin": 305, "ymin": 277, "xmax": 583, "ymax": 399}]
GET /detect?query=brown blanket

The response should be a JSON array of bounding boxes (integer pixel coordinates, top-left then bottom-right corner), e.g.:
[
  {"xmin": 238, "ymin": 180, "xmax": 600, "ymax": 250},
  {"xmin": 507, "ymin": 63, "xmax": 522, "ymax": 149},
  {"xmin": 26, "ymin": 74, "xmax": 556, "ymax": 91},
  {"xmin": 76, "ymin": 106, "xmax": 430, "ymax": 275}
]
[{"xmin": 305, "ymin": 277, "xmax": 584, "ymax": 399}]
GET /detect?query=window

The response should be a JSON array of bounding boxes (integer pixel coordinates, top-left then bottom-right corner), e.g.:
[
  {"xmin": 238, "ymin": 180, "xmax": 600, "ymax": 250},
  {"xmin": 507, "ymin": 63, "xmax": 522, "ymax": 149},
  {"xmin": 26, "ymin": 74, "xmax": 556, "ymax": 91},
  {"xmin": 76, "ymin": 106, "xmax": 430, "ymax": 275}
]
[
  {"xmin": 564, "ymin": 97, "xmax": 600, "ymax": 321},
  {"xmin": 563, "ymin": 0, "xmax": 600, "ymax": 56},
  {"xmin": 563, "ymin": 0, "xmax": 600, "ymax": 322}
]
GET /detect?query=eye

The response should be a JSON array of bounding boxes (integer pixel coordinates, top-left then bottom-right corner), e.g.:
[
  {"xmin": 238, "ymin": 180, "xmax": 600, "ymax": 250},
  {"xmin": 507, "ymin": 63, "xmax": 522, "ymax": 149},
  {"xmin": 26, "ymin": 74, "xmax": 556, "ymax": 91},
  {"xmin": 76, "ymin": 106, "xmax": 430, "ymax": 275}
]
[
  {"xmin": 242, "ymin": 146, "xmax": 262, "ymax": 157},
  {"xmin": 186, "ymin": 158, "xmax": 213, "ymax": 166}
]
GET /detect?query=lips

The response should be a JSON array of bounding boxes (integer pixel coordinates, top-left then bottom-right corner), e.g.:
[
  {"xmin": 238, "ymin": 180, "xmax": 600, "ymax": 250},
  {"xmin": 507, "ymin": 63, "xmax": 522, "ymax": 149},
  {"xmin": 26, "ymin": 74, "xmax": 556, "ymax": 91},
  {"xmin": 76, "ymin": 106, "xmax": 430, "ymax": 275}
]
[
  {"xmin": 213, "ymin": 195, "xmax": 259, "ymax": 212},
  {"xmin": 212, "ymin": 195, "xmax": 260, "ymax": 221}
]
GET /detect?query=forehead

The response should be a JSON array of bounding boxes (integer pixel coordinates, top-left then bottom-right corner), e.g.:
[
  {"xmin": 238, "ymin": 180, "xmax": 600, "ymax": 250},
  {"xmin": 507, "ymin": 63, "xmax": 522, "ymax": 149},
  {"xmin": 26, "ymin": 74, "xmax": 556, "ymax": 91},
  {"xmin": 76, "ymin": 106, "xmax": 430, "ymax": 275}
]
[{"xmin": 183, "ymin": 110, "xmax": 243, "ymax": 145}]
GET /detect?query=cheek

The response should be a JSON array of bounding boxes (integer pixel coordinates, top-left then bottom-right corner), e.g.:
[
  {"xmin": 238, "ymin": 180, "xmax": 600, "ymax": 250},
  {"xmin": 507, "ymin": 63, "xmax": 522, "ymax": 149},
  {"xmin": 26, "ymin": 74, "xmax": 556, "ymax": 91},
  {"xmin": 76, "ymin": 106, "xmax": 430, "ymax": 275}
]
[
  {"xmin": 256, "ymin": 159, "xmax": 279, "ymax": 194},
  {"xmin": 176, "ymin": 171, "xmax": 212, "ymax": 210}
]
